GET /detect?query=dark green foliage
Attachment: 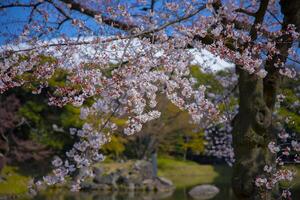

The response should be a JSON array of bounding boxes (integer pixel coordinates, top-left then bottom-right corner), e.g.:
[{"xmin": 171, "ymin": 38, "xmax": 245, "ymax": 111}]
[
  {"xmin": 190, "ymin": 65, "xmax": 223, "ymax": 93},
  {"xmin": 6, "ymin": 69, "xmax": 82, "ymax": 152},
  {"xmin": 278, "ymin": 76, "xmax": 300, "ymax": 134}
]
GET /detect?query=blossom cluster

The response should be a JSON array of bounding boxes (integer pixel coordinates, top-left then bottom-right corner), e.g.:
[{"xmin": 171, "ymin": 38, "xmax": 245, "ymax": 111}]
[
  {"xmin": 204, "ymin": 68, "xmax": 238, "ymax": 166},
  {"xmin": 255, "ymin": 127, "xmax": 299, "ymax": 199},
  {"xmin": 204, "ymin": 124, "xmax": 235, "ymax": 166}
]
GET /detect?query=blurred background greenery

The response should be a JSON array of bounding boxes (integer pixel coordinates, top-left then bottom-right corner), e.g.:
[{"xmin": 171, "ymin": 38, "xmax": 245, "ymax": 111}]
[{"xmin": 0, "ymin": 66, "xmax": 299, "ymax": 199}]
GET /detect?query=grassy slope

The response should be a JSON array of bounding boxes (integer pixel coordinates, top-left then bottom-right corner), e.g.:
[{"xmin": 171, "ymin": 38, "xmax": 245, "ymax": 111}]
[
  {"xmin": 0, "ymin": 166, "xmax": 30, "ymax": 195},
  {"xmin": 157, "ymin": 157, "xmax": 300, "ymax": 190},
  {"xmin": 157, "ymin": 156, "xmax": 231, "ymax": 188}
]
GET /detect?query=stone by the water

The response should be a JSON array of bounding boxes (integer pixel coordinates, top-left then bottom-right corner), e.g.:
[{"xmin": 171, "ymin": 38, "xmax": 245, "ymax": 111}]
[
  {"xmin": 156, "ymin": 177, "xmax": 173, "ymax": 186},
  {"xmin": 188, "ymin": 184, "xmax": 220, "ymax": 200},
  {"xmin": 82, "ymin": 160, "xmax": 174, "ymax": 192}
]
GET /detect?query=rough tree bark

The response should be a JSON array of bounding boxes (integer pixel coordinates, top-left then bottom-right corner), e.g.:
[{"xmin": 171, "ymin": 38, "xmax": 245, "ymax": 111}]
[
  {"xmin": 231, "ymin": 1, "xmax": 300, "ymax": 199},
  {"xmin": 232, "ymin": 68, "xmax": 276, "ymax": 199}
]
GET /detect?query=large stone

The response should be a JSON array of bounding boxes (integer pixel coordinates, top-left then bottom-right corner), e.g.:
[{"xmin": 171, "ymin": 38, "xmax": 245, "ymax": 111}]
[
  {"xmin": 156, "ymin": 177, "xmax": 173, "ymax": 186},
  {"xmin": 85, "ymin": 160, "xmax": 176, "ymax": 192},
  {"xmin": 188, "ymin": 184, "xmax": 220, "ymax": 200},
  {"xmin": 133, "ymin": 160, "xmax": 153, "ymax": 179},
  {"xmin": 92, "ymin": 167, "xmax": 104, "ymax": 183},
  {"xmin": 93, "ymin": 166, "xmax": 104, "ymax": 177},
  {"xmin": 94, "ymin": 171, "xmax": 120, "ymax": 190},
  {"xmin": 154, "ymin": 177, "xmax": 174, "ymax": 192},
  {"xmin": 127, "ymin": 171, "xmax": 144, "ymax": 185}
]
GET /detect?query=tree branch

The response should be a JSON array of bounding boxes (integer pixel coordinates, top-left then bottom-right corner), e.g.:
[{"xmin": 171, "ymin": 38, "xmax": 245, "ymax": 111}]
[
  {"xmin": 263, "ymin": 0, "xmax": 300, "ymax": 109},
  {"xmin": 58, "ymin": 0, "xmax": 137, "ymax": 31},
  {"xmin": 249, "ymin": 0, "xmax": 269, "ymax": 41},
  {"xmin": 0, "ymin": 3, "xmax": 39, "ymax": 9},
  {"xmin": 1, "ymin": 4, "xmax": 206, "ymax": 54}
]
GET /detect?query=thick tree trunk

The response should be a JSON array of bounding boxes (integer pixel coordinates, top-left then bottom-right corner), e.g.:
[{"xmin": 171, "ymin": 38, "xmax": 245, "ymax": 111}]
[
  {"xmin": 232, "ymin": 69, "xmax": 276, "ymax": 200},
  {"xmin": 231, "ymin": 1, "xmax": 300, "ymax": 199}
]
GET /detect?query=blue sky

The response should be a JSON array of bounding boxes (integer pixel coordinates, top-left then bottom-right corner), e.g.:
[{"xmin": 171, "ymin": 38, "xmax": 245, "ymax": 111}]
[
  {"xmin": 0, "ymin": 0, "xmax": 207, "ymax": 44},
  {"xmin": 0, "ymin": 0, "xmax": 299, "ymax": 68}
]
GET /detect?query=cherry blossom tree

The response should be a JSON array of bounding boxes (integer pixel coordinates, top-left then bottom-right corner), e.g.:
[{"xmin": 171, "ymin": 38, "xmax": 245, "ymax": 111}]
[
  {"xmin": 204, "ymin": 70, "xmax": 300, "ymax": 199},
  {"xmin": 0, "ymin": 0, "xmax": 299, "ymax": 199}
]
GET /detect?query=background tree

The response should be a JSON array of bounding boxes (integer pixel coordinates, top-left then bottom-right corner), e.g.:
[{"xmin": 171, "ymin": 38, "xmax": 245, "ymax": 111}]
[{"xmin": 0, "ymin": 94, "xmax": 20, "ymax": 174}]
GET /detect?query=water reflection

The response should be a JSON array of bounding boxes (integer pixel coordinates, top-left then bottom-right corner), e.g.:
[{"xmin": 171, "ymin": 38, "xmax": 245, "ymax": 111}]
[
  {"xmin": 34, "ymin": 189, "xmax": 174, "ymax": 200},
  {"xmin": 33, "ymin": 183, "xmax": 300, "ymax": 200},
  {"xmin": 33, "ymin": 183, "xmax": 236, "ymax": 200}
]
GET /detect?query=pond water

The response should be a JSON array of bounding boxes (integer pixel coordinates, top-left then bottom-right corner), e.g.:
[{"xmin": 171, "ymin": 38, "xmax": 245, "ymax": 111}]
[
  {"xmin": 33, "ymin": 186, "xmax": 233, "ymax": 200},
  {"xmin": 32, "ymin": 182, "xmax": 300, "ymax": 200}
]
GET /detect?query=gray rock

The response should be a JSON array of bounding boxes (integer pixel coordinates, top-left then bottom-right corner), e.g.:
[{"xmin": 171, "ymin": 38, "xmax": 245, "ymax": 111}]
[
  {"xmin": 85, "ymin": 160, "xmax": 176, "ymax": 192},
  {"xmin": 93, "ymin": 167, "xmax": 104, "ymax": 183},
  {"xmin": 81, "ymin": 182, "xmax": 100, "ymax": 190},
  {"xmin": 94, "ymin": 172, "xmax": 120, "ymax": 190},
  {"xmin": 75, "ymin": 167, "xmax": 90, "ymax": 181},
  {"xmin": 188, "ymin": 184, "xmax": 220, "ymax": 200},
  {"xmin": 127, "ymin": 171, "xmax": 143, "ymax": 185},
  {"xmin": 156, "ymin": 177, "xmax": 173, "ymax": 186},
  {"xmin": 154, "ymin": 177, "xmax": 174, "ymax": 192},
  {"xmin": 93, "ymin": 166, "xmax": 104, "ymax": 177},
  {"xmin": 133, "ymin": 160, "xmax": 153, "ymax": 179}
]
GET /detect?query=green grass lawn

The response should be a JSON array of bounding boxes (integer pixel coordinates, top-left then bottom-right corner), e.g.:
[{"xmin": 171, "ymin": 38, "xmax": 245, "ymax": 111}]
[
  {"xmin": 157, "ymin": 157, "xmax": 300, "ymax": 189},
  {"xmin": 157, "ymin": 156, "xmax": 231, "ymax": 188},
  {"xmin": 0, "ymin": 166, "xmax": 30, "ymax": 195}
]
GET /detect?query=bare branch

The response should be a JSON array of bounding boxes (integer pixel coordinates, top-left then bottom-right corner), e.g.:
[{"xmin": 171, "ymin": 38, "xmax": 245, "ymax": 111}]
[
  {"xmin": 1, "ymin": 4, "xmax": 206, "ymax": 54},
  {"xmin": 58, "ymin": 0, "xmax": 137, "ymax": 31},
  {"xmin": 46, "ymin": 0, "xmax": 71, "ymax": 20},
  {"xmin": 0, "ymin": 3, "xmax": 39, "ymax": 9},
  {"xmin": 249, "ymin": 0, "xmax": 269, "ymax": 41},
  {"xmin": 267, "ymin": 9, "xmax": 283, "ymax": 25},
  {"xmin": 28, "ymin": 2, "xmax": 43, "ymax": 24}
]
